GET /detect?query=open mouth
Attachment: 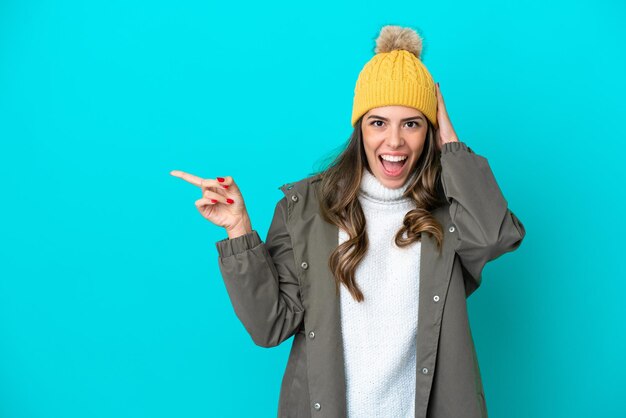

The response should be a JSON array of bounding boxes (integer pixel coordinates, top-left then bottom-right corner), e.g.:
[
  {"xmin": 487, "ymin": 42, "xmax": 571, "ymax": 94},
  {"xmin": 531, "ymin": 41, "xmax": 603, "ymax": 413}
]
[{"xmin": 378, "ymin": 155, "xmax": 408, "ymax": 176}]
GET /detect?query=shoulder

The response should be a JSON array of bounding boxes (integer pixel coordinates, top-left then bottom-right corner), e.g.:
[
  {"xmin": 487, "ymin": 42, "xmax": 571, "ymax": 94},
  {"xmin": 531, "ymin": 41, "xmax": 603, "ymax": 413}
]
[
  {"xmin": 274, "ymin": 172, "xmax": 324, "ymax": 219},
  {"xmin": 276, "ymin": 172, "xmax": 323, "ymax": 196}
]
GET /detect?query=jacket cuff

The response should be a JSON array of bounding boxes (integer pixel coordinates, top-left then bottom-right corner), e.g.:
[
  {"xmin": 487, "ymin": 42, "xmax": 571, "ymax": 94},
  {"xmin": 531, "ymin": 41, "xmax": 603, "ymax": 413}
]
[
  {"xmin": 215, "ymin": 230, "xmax": 262, "ymax": 258},
  {"xmin": 441, "ymin": 141, "xmax": 473, "ymax": 155}
]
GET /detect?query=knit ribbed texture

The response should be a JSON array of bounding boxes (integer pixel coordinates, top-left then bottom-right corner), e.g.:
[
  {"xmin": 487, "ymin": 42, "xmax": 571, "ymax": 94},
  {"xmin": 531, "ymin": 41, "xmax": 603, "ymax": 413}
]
[
  {"xmin": 351, "ymin": 49, "xmax": 438, "ymax": 129},
  {"xmin": 339, "ymin": 168, "xmax": 421, "ymax": 418}
]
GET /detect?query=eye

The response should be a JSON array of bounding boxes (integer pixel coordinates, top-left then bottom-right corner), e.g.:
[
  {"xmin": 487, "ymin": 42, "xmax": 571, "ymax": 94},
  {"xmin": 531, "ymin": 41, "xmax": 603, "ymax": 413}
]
[{"xmin": 369, "ymin": 120, "xmax": 421, "ymax": 128}]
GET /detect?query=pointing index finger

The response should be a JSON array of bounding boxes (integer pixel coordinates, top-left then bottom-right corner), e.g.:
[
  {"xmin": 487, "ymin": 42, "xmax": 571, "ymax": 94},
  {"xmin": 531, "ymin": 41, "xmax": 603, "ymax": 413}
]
[{"xmin": 170, "ymin": 170, "xmax": 205, "ymax": 188}]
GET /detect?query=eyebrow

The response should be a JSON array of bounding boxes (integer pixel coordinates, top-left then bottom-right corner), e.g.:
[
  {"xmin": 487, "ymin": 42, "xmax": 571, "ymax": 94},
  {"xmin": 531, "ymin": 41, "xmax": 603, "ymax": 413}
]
[{"xmin": 366, "ymin": 114, "xmax": 424, "ymax": 122}]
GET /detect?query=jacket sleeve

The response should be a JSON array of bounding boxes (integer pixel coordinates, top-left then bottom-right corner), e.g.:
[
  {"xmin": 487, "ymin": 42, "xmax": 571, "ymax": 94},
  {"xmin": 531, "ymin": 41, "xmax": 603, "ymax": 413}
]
[
  {"xmin": 214, "ymin": 196, "xmax": 305, "ymax": 348},
  {"xmin": 440, "ymin": 141, "xmax": 526, "ymax": 295}
]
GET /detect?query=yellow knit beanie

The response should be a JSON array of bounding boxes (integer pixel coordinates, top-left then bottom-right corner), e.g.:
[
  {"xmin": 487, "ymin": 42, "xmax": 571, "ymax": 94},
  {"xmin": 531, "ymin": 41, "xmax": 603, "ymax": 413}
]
[{"xmin": 351, "ymin": 25, "xmax": 438, "ymax": 129}]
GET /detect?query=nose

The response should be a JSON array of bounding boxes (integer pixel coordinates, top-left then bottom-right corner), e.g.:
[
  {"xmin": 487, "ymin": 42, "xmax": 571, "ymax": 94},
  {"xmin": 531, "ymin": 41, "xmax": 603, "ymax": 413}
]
[{"xmin": 387, "ymin": 128, "xmax": 404, "ymax": 148}]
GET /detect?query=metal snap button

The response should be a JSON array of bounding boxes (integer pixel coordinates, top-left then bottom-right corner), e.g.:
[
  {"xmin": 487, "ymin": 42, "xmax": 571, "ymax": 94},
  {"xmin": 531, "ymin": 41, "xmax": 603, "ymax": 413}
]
[
  {"xmin": 309, "ymin": 331, "xmax": 315, "ymax": 339},
  {"xmin": 313, "ymin": 402, "xmax": 321, "ymax": 410},
  {"xmin": 449, "ymin": 225, "xmax": 455, "ymax": 233},
  {"xmin": 301, "ymin": 261, "xmax": 308, "ymax": 269},
  {"xmin": 422, "ymin": 367, "xmax": 429, "ymax": 374},
  {"xmin": 291, "ymin": 194, "xmax": 299, "ymax": 202},
  {"xmin": 433, "ymin": 295, "xmax": 440, "ymax": 302}
]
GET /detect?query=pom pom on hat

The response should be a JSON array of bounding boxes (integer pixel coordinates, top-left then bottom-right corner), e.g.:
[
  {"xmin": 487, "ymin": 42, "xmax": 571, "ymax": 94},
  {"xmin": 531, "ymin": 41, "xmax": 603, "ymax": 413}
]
[{"xmin": 374, "ymin": 25, "xmax": 423, "ymax": 59}]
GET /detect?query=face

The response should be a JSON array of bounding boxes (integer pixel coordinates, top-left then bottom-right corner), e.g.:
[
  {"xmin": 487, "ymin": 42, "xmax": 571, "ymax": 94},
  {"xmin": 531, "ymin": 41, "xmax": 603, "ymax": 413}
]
[{"xmin": 361, "ymin": 105, "xmax": 428, "ymax": 189}]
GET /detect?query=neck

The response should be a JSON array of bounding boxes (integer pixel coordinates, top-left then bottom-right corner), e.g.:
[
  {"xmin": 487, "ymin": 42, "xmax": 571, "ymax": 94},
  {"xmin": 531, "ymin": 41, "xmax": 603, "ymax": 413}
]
[{"xmin": 359, "ymin": 168, "xmax": 418, "ymax": 204}]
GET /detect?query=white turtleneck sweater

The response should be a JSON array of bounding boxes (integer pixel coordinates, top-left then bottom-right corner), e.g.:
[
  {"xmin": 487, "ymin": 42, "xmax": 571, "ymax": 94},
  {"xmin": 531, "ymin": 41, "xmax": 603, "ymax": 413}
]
[{"xmin": 338, "ymin": 168, "xmax": 421, "ymax": 418}]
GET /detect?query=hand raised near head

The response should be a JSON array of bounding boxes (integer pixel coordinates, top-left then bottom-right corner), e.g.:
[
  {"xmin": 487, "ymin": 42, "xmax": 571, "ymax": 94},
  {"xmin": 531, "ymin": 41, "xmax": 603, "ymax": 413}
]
[{"xmin": 434, "ymin": 82, "xmax": 460, "ymax": 151}]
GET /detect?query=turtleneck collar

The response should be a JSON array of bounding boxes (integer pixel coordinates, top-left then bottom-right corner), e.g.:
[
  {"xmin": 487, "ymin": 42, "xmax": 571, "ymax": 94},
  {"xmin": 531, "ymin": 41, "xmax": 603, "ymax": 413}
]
[{"xmin": 359, "ymin": 167, "xmax": 418, "ymax": 204}]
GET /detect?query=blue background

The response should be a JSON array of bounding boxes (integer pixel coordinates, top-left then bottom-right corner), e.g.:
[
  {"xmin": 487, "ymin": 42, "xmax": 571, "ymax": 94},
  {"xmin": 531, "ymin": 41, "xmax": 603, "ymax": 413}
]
[{"xmin": 1, "ymin": 0, "xmax": 625, "ymax": 417}]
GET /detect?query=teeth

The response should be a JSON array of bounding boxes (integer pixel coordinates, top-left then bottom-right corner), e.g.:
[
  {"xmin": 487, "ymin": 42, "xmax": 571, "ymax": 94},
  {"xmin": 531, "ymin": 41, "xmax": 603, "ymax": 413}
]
[{"xmin": 380, "ymin": 154, "xmax": 408, "ymax": 162}]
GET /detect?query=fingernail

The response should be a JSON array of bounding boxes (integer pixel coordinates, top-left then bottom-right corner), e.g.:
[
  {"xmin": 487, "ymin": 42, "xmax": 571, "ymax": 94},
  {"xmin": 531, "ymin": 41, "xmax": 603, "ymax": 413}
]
[
  {"xmin": 226, "ymin": 198, "xmax": 234, "ymax": 204},
  {"xmin": 210, "ymin": 199, "xmax": 217, "ymax": 203},
  {"xmin": 217, "ymin": 177, "xmax": 224, "ymax": 182},
  {"xmin": 221, "ymin": 185, "xmax": 229, "ymax": 189}
]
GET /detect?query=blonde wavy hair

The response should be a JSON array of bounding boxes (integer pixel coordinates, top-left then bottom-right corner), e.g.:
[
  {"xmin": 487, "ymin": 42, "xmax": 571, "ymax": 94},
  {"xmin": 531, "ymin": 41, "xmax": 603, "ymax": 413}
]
[{"xmin": 310, "ymin": 114, "xmax": 447, "ymax": 303}]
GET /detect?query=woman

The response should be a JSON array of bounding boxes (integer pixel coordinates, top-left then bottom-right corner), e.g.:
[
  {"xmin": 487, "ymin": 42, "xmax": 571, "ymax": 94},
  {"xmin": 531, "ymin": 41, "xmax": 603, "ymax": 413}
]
[{"xmin": 171, "ymin": 25, "xmax": 525, "ymax": 418}]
